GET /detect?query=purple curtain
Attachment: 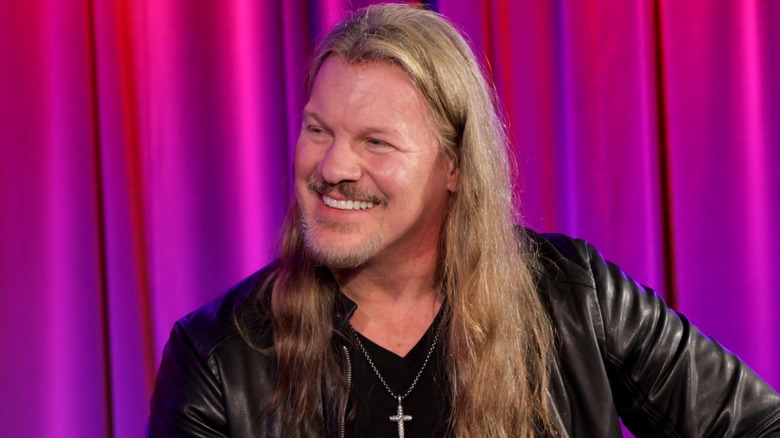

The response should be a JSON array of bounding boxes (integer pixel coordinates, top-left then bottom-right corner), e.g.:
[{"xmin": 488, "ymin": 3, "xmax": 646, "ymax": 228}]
[{"xmin": 2, "ymin": 0, "xmax": 778, "ymax": 436}]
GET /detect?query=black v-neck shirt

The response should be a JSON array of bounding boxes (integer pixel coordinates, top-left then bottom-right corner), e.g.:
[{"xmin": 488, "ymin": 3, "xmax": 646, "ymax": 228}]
[{"xmin": 346, "ymin": 314, "xmax": 449, "ymax": 438}]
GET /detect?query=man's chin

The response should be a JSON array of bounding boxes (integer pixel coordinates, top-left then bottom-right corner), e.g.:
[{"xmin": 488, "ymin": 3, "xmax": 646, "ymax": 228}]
[{"xmin": 302, "ymin": 234, "xmax": 377, "ymax": 269}]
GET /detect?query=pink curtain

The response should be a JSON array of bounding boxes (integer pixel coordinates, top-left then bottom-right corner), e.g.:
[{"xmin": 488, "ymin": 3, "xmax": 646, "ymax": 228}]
[{"xmin": 2, "ymin": 0, "xmax": 778, "ymax": 436}]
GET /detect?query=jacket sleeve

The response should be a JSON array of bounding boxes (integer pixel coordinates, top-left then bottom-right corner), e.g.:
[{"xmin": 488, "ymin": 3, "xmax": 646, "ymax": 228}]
[
  {"xmin": 587, "ymin": 244, "xmax": 780, "ymax": 437},
  {"xmin": 147, "ymin": 321, "xmax": 228, "ymax": 437}
]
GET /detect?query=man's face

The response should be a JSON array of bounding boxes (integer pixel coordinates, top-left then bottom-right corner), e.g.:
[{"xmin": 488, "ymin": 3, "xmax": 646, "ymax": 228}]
[{"xmin": 294, "ymin": 57, "xmax": 457, "ymax": 269}]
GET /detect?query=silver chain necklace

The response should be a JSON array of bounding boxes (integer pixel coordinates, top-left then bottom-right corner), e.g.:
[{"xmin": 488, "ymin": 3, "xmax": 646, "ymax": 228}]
[{"xmin": 349, "ymin": 321, "xmax": 441, "ymax": 438}]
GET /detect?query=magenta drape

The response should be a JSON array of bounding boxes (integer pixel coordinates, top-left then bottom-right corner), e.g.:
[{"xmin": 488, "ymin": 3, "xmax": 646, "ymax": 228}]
[{"xmin": 2, "ymin": 0, "xmax": 778, "ymax": 436}]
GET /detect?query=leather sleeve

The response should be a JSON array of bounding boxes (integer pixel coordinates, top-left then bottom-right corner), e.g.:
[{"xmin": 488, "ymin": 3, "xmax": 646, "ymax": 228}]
[
  {"xmin": 587, "ymin": 244, "xmax": 780, "ymax": 437},
  {"xmin": 147, "ymin": 321, "xmax": 229, "ymax": 437}
]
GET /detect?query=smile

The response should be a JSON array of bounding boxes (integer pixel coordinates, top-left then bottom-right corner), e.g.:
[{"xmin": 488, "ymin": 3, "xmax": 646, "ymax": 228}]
[{"xmin": 322, "ymin": 195, "xmax": 375, "ymax": 210}]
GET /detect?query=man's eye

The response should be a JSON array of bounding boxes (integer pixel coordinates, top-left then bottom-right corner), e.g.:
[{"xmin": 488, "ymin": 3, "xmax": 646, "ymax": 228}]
[
  {"xmin": 306, "ymin": 126, "xmax": 332, "ymax": 140},
  {"xmin": 366, "ymin": 138, "xmax": 393, "ymax": 150}
]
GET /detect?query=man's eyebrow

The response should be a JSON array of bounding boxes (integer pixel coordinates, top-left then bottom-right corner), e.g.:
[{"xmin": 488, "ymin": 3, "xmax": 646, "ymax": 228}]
[
  {"xmin": 303, "ymin": 109, "xmax": 402, "ymax": 138},
  {"xmin": 302, "ymin": 109, "xmax": 327, "ymax": 126},
  {"xmin": 355, "ymin": 126, "xmax": 401, "ymax": 138}
]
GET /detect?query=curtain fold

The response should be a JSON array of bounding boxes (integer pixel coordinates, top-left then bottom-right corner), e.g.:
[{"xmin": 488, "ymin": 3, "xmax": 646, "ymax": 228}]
[
  {"xmin": 662, "ymin": 0, "xmax": 780, "ymax": 378},
  {"xmin": 1, "ymin": 1, "xmax": 110, "ymax": 436},
  {"xmin": 2, "ymin": 0, "xmax": 778, "ymax": 436}
]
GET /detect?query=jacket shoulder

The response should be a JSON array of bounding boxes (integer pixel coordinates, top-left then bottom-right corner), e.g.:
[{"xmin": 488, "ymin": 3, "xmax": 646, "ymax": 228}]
[
  {"xmin": 175, "ymin": 260, "xmax": 278, "ymax": 358},
  {"xmin": 523, "ymin": 228, "xmax": 597, "ymax": 289}
]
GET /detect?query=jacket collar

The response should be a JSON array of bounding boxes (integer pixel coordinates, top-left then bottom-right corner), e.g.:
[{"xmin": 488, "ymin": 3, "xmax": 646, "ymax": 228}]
[{"xmin": 333, "ymin": 288, "xmax": 358, "ymax": 331}]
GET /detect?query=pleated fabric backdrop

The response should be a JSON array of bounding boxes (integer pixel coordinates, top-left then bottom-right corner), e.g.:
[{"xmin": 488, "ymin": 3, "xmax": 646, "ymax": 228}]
[{"xmin": 1, "ymin": 0, "xmax": 778, "ymax": 436}]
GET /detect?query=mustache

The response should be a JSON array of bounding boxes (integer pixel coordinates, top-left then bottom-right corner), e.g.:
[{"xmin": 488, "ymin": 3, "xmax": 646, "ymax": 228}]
[{"xmin": 307, "ymin": 176, "xmax": 389, "ymax": 206}]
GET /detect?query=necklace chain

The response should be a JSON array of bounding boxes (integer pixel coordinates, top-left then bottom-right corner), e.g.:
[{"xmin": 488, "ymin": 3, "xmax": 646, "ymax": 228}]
[{"xmin": 349, "ymin": 321, "xmax": 441, "ymax": 401}]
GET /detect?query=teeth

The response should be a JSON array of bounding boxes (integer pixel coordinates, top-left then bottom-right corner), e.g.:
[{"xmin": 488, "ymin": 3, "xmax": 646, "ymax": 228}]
[{"xmin": 323, "ymin": 195, "xmax": 375, "ymax": 210}]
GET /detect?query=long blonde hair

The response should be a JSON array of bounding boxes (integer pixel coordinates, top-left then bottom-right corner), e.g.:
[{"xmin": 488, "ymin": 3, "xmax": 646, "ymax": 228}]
[{"xmin": 253, "ymin": 4, "xmax": 558, "ymax": 437}]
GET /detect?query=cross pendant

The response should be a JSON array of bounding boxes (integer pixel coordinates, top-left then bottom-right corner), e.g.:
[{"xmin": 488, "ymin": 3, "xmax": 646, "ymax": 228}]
[{"xmin": 389, "ymin": 396, "xmax": 412, "ymax": 438}]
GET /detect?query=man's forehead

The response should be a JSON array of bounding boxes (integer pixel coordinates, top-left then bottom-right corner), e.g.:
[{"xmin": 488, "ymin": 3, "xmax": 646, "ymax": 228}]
[
  {"xmin": 304, "ymin": 58, "xmax": 430, "ymax": 136},
  {"xmin": 311, "ymin": 58, "xmax": 423, "ymax": 106}
]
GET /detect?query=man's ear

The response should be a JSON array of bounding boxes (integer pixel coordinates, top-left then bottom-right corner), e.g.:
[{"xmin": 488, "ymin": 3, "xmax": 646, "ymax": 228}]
[{"xmin": 446, "ymin": 158, "xmax": 459, "ymax": 192}]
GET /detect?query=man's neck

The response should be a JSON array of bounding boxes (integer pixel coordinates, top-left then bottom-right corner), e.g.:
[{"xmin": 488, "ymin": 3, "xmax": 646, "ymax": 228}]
[{"xmin": 334, "ymin": 252, "xmax": 444, "ymax": 357}]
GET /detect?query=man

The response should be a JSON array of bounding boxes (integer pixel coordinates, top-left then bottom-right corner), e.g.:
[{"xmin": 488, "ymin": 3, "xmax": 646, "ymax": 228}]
[{"xmin": 148, "ymin": 4, "xmax": 780, "ymax": 437}]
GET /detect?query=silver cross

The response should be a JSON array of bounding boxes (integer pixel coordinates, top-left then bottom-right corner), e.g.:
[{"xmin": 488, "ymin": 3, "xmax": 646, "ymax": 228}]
[{"xmin": 389, "ymin": 396, "xmax": 412, "ymax": 438}]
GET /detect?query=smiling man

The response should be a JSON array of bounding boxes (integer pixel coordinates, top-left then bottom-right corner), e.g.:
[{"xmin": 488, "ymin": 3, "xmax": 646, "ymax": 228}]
[
  {"xmin": 297, "ymin": 57, "xmax": 456, "ymax": 275},
  {"xmin": 148, "ymin": 4, "xmax": 780, "ymax": 437}
]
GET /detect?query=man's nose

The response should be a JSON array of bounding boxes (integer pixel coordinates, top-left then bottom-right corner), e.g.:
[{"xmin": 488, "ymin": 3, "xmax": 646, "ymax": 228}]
[{"xmin": 317, "ymin": 139, "xmax": 362, "ymax": 184}]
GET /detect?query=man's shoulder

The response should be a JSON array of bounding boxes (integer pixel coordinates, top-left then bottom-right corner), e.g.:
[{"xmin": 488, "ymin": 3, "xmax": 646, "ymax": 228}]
[
  {"xmin": 522, "ymin": 227, "xmax": 597, "ymax": 288},
  {"xmin": 173, "ymin": 260, "xmax": 279, "ymax": 358}
]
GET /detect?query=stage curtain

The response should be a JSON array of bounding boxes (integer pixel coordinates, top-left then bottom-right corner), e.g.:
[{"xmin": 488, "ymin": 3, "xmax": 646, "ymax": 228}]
[{"xmin": 1, "ymin": 0, "xmax": 778, "ymax": 436}]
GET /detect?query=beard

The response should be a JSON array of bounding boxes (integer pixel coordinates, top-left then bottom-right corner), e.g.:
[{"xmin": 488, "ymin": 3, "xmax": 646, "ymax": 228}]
[
  {"xmin": 300, "ymin": 212, "xmax": 383, "ymax": 269},
  {"xmin": 299, "ymin": 176, "xmax": 388, "ymax": 269}
]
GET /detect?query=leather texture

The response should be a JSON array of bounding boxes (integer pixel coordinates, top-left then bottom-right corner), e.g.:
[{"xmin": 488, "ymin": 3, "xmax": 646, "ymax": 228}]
[{"xmin": 147, "ymin": 232, "xmax": 780, "ymax": 437}]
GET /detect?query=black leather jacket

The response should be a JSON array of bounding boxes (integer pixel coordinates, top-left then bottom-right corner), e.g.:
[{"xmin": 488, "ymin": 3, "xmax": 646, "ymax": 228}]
[{"xmin": 148, "ymin": 233, "xmax": 780, "ymax": 437}]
